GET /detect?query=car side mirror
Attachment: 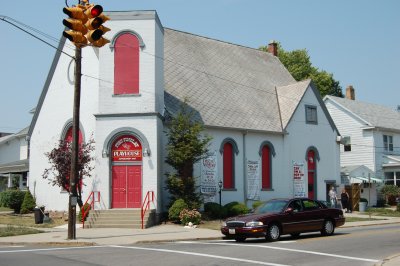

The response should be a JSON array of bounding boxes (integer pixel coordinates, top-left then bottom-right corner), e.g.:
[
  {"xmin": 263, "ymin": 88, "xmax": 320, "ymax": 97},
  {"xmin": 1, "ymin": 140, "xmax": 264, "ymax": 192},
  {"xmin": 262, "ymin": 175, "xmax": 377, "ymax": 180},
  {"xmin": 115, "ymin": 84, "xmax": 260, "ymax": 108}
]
[{"xmin": 285, "ymin": 207, "xmax": 294, "ymax": 214}]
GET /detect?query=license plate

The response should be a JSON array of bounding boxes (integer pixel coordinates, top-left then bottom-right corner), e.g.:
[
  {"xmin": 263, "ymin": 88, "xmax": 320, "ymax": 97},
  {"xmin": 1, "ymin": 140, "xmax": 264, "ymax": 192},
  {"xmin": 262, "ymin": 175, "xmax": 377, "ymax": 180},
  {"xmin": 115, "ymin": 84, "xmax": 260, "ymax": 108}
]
[{"xmin": 229, "ymin": 229, "xmax": 236, "ymax": 234}]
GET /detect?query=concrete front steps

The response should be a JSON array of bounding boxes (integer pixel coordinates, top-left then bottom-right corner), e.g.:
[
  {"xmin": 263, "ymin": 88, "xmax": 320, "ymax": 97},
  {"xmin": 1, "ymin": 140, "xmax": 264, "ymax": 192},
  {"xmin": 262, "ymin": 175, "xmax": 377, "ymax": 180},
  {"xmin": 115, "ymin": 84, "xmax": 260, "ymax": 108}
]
[{"xmin": 84, "ymin": 209, "xmax": 155, "ymax": 229}]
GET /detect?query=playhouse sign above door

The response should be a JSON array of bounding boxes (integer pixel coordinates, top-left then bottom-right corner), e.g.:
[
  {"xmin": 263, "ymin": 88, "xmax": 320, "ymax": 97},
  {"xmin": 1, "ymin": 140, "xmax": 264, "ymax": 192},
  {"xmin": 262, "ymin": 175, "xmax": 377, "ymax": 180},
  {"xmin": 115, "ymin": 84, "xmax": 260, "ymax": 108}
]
[{"xmin": 112, "ymin": 135, "xmax": 142, "ymax": 162}]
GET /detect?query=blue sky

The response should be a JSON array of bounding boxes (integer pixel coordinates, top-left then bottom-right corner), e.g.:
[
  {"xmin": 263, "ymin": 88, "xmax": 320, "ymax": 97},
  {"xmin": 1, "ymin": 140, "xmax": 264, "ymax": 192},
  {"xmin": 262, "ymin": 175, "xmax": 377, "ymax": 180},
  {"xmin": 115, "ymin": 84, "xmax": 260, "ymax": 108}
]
[{"xmin": 1, "ymin": 0, "xmax": 399, "ymax": 133}]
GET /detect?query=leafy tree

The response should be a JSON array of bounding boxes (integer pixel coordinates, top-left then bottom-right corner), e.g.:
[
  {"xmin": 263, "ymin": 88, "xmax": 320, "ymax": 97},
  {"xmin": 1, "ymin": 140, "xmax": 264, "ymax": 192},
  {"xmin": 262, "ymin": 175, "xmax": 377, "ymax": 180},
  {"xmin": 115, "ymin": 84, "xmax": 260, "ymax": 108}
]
[
  {"xmin": 260, "ymin": 43, "xmax": 343, "ymax": 98},
  {"xmin": 165, "ymin": 102, "xmax": 212, "ymax": 208},
  {"xmin": 42, "ymin": 138, "xmax": 95, "ymax": 208}
]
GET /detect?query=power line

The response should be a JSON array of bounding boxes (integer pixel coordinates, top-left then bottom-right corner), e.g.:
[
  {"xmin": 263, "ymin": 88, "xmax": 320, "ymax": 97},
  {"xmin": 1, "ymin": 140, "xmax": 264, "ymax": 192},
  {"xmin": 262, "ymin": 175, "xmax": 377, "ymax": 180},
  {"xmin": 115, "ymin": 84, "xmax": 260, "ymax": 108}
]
[{"xmin": 0, "ymin": 16, "xmax": 75, "ymax": 60}]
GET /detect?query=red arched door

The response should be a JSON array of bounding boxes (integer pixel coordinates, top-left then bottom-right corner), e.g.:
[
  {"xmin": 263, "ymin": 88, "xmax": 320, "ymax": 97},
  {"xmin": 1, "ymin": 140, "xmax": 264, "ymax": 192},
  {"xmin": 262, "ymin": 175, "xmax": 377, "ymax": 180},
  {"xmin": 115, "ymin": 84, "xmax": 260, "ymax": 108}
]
[
  {"xmin": 307, "ymin": 150, "xmax": 316, "ymax": 199},
  {"xmin": 111, "ymin": 135, "xmax": 142, "ymax": 208}
]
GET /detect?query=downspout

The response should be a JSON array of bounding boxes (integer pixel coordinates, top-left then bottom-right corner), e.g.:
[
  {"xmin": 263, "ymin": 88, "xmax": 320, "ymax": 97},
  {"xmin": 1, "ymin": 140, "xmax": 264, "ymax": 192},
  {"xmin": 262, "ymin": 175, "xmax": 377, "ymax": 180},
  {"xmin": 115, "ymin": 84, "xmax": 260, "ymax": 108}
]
[{"xmin": 243, "ymin": 131, "xmax": 248, "ymax": 205}]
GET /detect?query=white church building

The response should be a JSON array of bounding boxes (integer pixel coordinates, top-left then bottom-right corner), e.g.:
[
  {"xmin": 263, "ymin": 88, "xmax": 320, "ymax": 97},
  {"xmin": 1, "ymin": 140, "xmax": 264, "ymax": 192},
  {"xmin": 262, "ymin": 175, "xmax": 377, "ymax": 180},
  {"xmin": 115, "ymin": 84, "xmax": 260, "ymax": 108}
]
[{"xmin": 28, "ymin": 10, "xmax": 341, "ymax": 215}]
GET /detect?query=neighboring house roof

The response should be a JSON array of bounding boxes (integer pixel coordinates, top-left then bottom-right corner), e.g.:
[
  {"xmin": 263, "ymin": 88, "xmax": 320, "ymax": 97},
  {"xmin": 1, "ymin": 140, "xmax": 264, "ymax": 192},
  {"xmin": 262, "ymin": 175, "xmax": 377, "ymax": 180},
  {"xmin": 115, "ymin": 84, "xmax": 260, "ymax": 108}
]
[
  {"xmin": 325, "ymin": 96, "xmax": 400, "ymax": 132},
  {"xmin": 340, "ymin": 165, "xmax": 382, "ymax": 183},
  {"xmin": 0, "ymin": 159, "xmax": 29, "ymax": 174},
  {"xmin": 0, "ymin": 127, "xmax": 29, "ymax": 146}
]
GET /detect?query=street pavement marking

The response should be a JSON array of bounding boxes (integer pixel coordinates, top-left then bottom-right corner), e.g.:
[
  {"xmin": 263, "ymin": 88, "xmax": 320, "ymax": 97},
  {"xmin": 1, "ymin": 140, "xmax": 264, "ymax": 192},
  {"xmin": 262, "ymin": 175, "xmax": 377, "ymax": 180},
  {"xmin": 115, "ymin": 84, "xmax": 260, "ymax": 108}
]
[
  {"xmin": 108, "ymin": 245, "xmax": 292, "ymax": 266},
  {"xmin": 0, "ymin": 246, "xmax": 106, "ymax": 254},
  {"xmin": 179, "ymin": 241, "xmax": 379, "ymax": 263}
]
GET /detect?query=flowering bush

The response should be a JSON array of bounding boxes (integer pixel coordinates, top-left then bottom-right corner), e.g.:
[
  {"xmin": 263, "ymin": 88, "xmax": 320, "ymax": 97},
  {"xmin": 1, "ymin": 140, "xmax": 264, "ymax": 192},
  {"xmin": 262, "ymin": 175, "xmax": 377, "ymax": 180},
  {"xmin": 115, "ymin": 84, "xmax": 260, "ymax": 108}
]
[{"xmin": 179, "ymin": 209, "xmax": 201, "ymax": 225}]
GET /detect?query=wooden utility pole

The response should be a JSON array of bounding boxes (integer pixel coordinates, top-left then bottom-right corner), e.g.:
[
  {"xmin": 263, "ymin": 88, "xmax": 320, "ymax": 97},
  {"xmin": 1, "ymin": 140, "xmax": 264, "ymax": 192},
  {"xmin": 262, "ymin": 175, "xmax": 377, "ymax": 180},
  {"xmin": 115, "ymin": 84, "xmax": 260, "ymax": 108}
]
[{"xmin": 68, "ymin": 46, "xmax": 82, "ymax": 240}]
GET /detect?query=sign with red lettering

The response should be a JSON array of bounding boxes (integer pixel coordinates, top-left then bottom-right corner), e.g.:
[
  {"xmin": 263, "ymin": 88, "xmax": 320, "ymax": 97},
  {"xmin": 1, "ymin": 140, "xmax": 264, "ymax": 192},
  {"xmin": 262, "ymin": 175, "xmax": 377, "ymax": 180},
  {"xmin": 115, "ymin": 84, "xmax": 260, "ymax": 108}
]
[{"xmin": 111, "ymin": 135, "xmax": 142, "ymax": 162}]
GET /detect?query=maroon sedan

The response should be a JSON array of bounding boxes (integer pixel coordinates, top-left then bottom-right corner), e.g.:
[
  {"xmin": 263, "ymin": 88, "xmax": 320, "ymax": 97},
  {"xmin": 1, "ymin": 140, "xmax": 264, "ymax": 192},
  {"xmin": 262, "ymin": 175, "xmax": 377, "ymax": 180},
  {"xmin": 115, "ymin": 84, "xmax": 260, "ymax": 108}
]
[{"xmin": 221, "ymin": 198, "xmax": 345, "ymax": 242}]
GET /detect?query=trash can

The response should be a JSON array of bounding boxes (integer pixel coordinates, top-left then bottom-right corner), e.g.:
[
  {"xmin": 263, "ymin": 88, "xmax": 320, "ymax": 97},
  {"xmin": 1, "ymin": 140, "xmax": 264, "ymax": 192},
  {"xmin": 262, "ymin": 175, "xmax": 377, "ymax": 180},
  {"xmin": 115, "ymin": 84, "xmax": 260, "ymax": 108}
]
[
  {"xmin": 34, "ymin": 206, "xmax": 45, "ymax": 224},
  {"xmin": 359, "ymin": 202, "xmax": 367, "ymax": 212}
]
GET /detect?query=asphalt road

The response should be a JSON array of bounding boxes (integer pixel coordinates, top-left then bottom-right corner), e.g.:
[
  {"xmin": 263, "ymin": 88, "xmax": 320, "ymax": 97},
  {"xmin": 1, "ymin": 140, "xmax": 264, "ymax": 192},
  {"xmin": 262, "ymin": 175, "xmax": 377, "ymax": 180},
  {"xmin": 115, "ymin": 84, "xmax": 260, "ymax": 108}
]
[{"xmin": 0, "ymin": 224, "xmax": 399, "ymax": 266}]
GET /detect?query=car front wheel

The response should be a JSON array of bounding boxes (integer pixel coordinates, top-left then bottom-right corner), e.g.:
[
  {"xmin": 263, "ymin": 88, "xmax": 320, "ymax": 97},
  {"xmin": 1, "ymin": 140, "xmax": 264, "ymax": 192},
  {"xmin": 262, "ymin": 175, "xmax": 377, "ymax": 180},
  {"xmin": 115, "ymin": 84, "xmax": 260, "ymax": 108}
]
[
  {"xmin": 321, "ymin": 219, "xmax": 335, "ymax": 236},
  {"xmin": 266, "ymin": 224, "xmax": 281, "ymax": 241}
]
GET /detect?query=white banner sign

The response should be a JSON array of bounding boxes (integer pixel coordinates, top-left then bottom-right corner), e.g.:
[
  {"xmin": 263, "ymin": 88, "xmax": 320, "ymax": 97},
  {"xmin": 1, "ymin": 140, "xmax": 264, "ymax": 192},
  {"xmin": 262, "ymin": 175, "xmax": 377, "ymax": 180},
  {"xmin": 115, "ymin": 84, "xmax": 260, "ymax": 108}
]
[
  {"xmin": 247, "ymin": 160, "xmax": 260, "ymax": 200},
  {"xmin": 293, "ymin": 162, "xmax": 306, "ymax": 197},
  {"xmin": 201, "ymin": 152, "xmax": 218, "ymax": 201}
]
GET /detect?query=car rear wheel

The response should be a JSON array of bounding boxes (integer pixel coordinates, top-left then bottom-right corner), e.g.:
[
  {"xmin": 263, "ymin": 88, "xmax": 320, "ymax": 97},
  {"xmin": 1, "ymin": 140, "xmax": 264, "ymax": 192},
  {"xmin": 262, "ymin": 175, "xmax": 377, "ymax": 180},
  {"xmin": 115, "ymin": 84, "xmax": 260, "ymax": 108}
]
[
  {"xmin": 321, "ymin": 219, "xmax": 335, "ymax": 236},
  {"xmin": 266, "ymin": 224, "xmax": 280, "ymax": 241}
]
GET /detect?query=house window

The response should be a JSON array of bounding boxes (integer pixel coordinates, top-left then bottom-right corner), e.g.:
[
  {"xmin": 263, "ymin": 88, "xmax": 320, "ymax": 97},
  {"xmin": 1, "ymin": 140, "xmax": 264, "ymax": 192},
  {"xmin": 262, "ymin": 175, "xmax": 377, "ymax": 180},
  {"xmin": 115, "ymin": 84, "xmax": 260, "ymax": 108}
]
[
  {"xmin": 305, "ymin": 105, "xmax": 318, "ymax": 124},
  {"xmin": 383, "ymin": 135, "xmax": 393, "ymax": 152},
  {"xmin": 114, "ymin": 33, "xmax": 140, "ymax": 95},
  {"xmin": 261, "ymin": 145, "xmax": 272, "ymax": 190},
  {"xmin": 223, "ymin": 142, "xmax": 235, "ymax": 189},
  {"xmin": 343, "ymin": 136, "xmax": 351, "ymax": 152}
]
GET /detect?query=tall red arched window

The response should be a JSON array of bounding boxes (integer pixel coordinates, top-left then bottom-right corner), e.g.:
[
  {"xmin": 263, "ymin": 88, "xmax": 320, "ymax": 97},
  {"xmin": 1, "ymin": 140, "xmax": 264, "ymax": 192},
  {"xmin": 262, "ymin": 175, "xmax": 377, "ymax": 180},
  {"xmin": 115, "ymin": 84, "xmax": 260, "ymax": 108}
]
[
  {"xmin": 261, "ymin": 145, "xmax": 272, "ymax": 189},
  {"xmin": 64, "ymin": 127, "xmax": 83, "ymax": 145},
  {"xmin": 223, "ymin": 142, "xmax": 234, "ymax": 189},
  {"xmin": 307, "ymin": 150, "xmax": 316, "ymax": 199},
  {"xmin": 63, "ymin": 127, "xmax": 83, "ymax": 191},
  {"xmin": 114, "ymin": 33, "xmax": 140, "ymax": 95}
]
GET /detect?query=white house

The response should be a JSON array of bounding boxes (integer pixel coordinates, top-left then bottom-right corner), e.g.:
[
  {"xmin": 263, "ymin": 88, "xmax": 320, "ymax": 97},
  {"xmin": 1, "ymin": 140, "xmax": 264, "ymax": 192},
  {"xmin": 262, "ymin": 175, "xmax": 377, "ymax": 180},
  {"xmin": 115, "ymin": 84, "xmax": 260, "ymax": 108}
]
[
  {"xmin": 0, "ymin": 127, "xmax": 29, "ymax": 191},
  {"xmin": 324, "ymin": 86, "xmax": 400, "ymax": 205},
  {"xmin": 28, "ymin": 10, "xmax": 341, "ymax": 216}
]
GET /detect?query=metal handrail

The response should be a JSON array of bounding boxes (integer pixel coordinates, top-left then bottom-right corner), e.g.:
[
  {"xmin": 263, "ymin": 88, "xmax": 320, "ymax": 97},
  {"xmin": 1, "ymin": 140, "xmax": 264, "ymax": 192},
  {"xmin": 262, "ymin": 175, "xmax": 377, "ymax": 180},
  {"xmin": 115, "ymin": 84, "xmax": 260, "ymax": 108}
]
[
  {"xmin": 141, "ymin": 191, "xmax": 155, "ymax": 229},
  {"xmin": 81, "ymin": 191, "xmax": 100, "ymax": 228}
]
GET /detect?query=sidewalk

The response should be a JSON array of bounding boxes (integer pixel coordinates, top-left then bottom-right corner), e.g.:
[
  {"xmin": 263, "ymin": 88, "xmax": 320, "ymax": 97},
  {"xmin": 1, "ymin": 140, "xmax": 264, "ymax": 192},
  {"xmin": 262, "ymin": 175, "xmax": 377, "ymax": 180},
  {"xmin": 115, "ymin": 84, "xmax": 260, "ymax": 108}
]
[{"xmin": 0, "ymin": 212, "xmax": 399, "ymax": 265}]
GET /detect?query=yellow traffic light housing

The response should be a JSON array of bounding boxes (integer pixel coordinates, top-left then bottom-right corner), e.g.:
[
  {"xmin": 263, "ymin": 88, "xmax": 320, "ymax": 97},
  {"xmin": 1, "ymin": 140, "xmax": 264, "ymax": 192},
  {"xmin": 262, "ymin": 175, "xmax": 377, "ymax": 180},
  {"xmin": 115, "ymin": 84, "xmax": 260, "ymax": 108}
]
[
  {"xmin": 62, "ymin": 3, "xmax": 110, "ymax": 48},
  {"xmin": 63, "ymin": 6, "xmax": 88, "ymax": 47},
  {"xmin": 84, "ymin": 5, "xmax": 110, "ymax": 47}
]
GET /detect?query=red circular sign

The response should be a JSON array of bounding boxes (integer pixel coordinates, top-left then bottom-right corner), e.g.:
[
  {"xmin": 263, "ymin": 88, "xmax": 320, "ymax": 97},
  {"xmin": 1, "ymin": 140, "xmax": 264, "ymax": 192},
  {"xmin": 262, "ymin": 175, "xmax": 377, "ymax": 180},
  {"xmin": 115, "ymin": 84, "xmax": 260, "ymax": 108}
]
[{"xmin": 111, "ymin": 135, "xmax": 142, "ymax": 162}]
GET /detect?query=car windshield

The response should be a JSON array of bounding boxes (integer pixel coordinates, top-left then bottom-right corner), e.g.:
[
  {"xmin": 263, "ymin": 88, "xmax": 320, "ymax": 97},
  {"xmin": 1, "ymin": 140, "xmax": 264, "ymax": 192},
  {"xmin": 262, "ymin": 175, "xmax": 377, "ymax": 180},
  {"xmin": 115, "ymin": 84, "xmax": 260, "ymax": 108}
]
[{"xmin": 254, "ymin": 200, "xmax": 289, "ymax": 214}]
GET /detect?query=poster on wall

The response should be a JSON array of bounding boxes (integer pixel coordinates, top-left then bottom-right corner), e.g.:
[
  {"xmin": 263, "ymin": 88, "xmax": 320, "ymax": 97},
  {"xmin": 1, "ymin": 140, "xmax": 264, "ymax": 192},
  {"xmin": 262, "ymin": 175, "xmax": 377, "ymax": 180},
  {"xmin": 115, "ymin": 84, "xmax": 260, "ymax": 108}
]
[
  {"xmin": 247, "ymin": 160, "xmax": 260, "ymax": 200},
  {"xmin": 293, "ymin": 161, "xmax": 306, "ymax": 197},
  {"xmin": 201, "ymin": 151, "xmax": 218, "ymax": 202}
]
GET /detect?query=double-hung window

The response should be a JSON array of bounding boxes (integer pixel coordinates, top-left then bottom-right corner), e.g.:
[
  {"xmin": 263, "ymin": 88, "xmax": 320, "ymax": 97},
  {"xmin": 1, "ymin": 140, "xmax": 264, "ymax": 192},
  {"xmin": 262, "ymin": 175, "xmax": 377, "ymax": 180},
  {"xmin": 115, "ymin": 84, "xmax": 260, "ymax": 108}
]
[
  {"xmin": 305, "ymin": 105, "xmax": 318, "ymax": 124},
  {"xmin": 383, "ymin": 135, "xmax": 393, "ymax": 152}
]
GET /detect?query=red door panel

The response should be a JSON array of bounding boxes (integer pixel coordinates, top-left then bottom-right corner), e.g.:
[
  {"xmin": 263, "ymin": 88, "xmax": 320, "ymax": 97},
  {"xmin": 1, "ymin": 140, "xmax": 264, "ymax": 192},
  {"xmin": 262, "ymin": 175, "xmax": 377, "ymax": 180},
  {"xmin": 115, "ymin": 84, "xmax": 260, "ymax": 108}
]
[
  {"xmin": 127, "ymin": 165, "xmax": 142, "ymax": 208},
  {"xmin": 112, "ymin": 165, "xmax": 127, "ymax": 208}
]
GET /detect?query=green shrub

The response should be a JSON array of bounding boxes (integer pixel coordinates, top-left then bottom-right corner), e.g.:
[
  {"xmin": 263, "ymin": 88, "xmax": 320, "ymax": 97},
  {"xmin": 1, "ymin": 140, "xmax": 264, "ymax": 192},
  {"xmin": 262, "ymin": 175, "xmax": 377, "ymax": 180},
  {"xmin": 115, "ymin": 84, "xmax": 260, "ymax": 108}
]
[
  {"xmin": 20, "ymin": 190, "xmax": 36, "ymax": 214},
  {"xmin": 252, "ymin": 201, "xmax": 263, "ymax": 210},
  {"xmin": 179, "ymin": 209, "xmax": 201, "ymax": 225},
  {"xmin": 204, "ymin": 202, "xmax": 226, "ymax": 219},
  {"xmin": 223, "ymin": 201, "xmax": 239, "ymax": 217},
  {"xmin": 168, "ymin": 199, "xmax": 188, "ymax": 222},
  {"xmin": 78, "ymin": 203, "xmax": 91, "ymax": 222},
  {"xmin": 231, "ymin": 203, "xmax": 249, "ymax": 216},
  {"xmin": 223, "ymin": 201, "xmax": 249, "ymax": 217},
  {"xmin": 0, "ymin": 190, "xmax": 25, "ymax": 213},
  {"xmin": 397, "ymin": 203, "xmax": 400, "ymax": 212}
]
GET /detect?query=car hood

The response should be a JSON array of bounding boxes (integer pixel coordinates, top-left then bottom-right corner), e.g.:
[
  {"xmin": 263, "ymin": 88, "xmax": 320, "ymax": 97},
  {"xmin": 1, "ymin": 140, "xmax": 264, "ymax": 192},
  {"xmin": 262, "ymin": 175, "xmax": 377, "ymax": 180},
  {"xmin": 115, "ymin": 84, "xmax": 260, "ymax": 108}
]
[{"xmin": 225, "ymin": 212, "xmax": 279, "ymax": 223}]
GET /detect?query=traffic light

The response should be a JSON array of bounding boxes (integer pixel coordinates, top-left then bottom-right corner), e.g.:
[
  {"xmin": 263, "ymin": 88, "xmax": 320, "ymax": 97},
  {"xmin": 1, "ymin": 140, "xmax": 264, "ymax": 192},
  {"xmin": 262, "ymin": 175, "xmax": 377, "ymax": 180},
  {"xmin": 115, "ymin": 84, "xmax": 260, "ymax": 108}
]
[
  {"xmin": 62, "ymin": 5, "xmax": 88, "ymax": 47},
  {"xmin": 85, "ymin": 5, "xmax": 110, "ymax": 47}
]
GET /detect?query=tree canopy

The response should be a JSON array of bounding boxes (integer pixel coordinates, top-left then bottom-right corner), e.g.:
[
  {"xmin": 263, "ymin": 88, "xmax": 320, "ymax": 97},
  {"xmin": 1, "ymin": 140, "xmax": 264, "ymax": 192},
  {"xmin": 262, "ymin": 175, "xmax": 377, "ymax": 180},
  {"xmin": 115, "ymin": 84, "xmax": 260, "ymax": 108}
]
[{"xmin": 260, "ymin": 43, "xmax": 343, "ymax": 98}]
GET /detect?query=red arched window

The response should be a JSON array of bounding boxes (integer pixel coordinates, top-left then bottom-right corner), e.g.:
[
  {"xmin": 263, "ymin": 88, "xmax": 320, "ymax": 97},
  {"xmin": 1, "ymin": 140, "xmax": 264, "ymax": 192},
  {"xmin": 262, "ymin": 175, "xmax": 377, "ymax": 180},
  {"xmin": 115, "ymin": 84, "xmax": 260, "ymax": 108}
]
[
  {"xmin": 261, "ymin": 145, "xmax": 272, "ymax": 189},
  {"xmin": 307, "ymin": 150, "xmax": 316, "ymax": 199},
  {"xmin": 64, "ymin": 127, "xmax": 83, "ymax": 145},
  {"xmin": 223, "ymin": 142, "xmax": 234, "ymax": 189},
  {"xmin": 114, "ymin": 33, "xmax": 140, "ymax": 95},
  {"xmin": 63, "ymin": 127, "xmax": 83, "ymax": 191}
]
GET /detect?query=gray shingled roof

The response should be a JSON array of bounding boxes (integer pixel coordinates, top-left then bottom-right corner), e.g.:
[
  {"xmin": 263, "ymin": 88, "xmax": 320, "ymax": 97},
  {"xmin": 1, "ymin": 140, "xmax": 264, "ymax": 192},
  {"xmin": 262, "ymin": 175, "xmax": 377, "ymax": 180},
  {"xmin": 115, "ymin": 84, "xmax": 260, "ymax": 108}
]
[
  {"xmin": 164, "ymin": 28, "xmax": 296, "ymax": 132},
  {"xmin": 326, "ymin": 96, "xmax": 400, "ymax": 131},
  {"xmin": 277, "ymin": 79, "xmax": 311, "ymax": 129}
]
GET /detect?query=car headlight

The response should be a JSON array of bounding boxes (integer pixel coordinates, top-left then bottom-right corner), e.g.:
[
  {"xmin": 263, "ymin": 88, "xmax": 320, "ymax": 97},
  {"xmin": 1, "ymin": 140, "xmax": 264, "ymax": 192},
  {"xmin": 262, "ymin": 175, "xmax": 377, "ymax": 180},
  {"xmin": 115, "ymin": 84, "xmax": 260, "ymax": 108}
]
[
  {"xmin": 221, "ymin": 221, "xmax": 227, "ymax": 227},
  {"xmin": 245, "ymin": 221, "xmax": 263, "ymax": 227}
]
